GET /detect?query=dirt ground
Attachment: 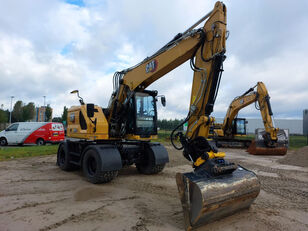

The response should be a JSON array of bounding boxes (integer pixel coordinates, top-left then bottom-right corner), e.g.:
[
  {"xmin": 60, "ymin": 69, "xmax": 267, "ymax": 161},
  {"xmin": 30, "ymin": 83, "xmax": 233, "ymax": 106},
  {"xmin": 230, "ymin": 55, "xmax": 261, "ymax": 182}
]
[{"xmin": 0, "ymin": 146, "xmax": 307, "ymax": 231}]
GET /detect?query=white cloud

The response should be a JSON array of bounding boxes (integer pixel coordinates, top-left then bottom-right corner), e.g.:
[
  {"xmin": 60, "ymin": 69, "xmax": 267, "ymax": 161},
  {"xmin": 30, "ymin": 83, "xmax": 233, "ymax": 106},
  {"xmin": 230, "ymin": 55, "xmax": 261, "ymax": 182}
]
[{"xmin": 0, "ymin": 0, "xmax": 307, "ymax": 121}]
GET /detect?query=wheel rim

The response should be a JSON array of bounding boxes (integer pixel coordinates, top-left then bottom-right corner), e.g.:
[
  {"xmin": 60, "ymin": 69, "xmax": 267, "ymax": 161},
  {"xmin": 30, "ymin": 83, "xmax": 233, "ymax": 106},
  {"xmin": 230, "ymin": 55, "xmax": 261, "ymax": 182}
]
[
  {"xmin": 0, "ymin": 139, "xmax": 5, "ymax": 146},
  {"xmin": 38, "ymin": 139, "xmax": 43, "ymax": 145},
  {"xmin": 87, "ymin": 156, "xmax": 97, "ymax": 176}
]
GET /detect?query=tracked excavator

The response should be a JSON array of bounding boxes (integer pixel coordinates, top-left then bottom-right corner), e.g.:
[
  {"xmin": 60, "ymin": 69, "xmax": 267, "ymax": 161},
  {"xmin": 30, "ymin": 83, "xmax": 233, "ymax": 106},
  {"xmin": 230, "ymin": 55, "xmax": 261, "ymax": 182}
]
[
  {"xmin": 57, "ymin": 2, "xmax": 260, "ymax": 230},
  {"xmin": 212, "ymin": 82, "xmax": 288, "ymax": 155}
]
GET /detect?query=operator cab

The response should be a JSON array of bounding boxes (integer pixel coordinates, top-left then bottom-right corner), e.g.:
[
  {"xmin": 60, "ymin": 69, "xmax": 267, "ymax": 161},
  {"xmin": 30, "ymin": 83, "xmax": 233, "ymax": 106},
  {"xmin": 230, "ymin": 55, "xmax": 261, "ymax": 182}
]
[
  {"xmin": 232, "ymin": 118, "xmax": 247, "ymax": 135},
  {"xmin": 126, "ymin": 90, "xmax": 158, "ymax": 137}
]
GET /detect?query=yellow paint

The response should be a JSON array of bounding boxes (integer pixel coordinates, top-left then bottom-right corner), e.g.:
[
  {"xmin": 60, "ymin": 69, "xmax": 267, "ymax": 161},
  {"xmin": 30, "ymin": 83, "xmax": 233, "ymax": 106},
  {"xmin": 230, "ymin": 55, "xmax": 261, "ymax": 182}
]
[
  {"xmin": 212, "ymin": 82, "xmax": 281, "ymax": 143},
  {"xmin": 194, "ymin": 151, "xmax": 226, "ymax": 167}
]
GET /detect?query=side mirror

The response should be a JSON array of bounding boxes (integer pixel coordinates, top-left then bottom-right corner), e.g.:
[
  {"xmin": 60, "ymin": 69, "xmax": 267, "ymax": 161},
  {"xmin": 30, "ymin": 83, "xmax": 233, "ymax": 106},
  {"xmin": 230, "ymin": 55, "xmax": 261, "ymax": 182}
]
[
  {"xmin": 87, "ymin": 104, "xmax": 95, "ymax": 117},
  {"xmin": 161, "ymin": 96, "xmax": 166, "ymax": 107}
]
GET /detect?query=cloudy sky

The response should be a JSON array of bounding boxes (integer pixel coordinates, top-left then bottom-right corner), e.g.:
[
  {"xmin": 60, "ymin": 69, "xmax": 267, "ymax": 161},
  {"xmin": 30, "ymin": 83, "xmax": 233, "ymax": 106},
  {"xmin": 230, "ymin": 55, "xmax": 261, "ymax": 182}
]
[{"xmin": 0, "ymin": 0, "xmax": 307, "ymax": 120}]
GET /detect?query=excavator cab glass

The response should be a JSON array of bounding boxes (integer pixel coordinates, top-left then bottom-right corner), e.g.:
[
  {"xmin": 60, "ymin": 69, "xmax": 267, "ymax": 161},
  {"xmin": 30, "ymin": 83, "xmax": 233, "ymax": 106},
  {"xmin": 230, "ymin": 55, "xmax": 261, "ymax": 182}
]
[
  {"xmin": 232, "ymin": 118, "xmax": 247, "ymax": 135},
  {"xmin": 86, "ymin": 104, "xmax": 95, "ymax": 118},
  {"xmin": 134, "ymin": 92, "xmax": 157, "ymax": 136}
]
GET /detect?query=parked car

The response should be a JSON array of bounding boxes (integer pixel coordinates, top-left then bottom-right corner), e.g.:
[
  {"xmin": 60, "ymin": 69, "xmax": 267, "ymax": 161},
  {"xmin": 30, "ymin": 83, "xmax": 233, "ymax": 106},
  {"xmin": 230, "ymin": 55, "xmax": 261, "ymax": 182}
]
[{"xmin": 0, "ymin": 122, "xmax": 65, "ymax": 146}]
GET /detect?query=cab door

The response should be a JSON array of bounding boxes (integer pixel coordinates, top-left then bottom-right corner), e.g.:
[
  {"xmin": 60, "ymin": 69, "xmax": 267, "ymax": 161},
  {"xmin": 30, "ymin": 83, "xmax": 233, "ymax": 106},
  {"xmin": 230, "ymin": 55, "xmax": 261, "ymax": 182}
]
[{"xmin": 4, "ymin": 123, "xmax": 19, "ymax": 144}]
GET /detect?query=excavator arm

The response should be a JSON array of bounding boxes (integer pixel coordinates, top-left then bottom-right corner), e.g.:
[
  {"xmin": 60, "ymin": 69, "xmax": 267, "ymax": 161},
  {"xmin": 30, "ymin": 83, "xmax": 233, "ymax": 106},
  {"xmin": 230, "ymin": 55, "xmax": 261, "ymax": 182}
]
[
  {"xmin": 107, "ymin": 2, "xmax": 227, "ymax": 145},
  {"xmin": 214, "ymin": 82, "xmax": 288, "ymax": 154}
]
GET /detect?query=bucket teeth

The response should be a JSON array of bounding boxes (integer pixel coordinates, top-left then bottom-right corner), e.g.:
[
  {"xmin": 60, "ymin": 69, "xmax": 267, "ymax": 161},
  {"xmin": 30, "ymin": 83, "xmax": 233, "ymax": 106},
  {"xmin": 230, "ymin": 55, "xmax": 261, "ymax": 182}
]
[{"xmin": 176, "ymin": 166, "xmax": 260, "ymax": 230}]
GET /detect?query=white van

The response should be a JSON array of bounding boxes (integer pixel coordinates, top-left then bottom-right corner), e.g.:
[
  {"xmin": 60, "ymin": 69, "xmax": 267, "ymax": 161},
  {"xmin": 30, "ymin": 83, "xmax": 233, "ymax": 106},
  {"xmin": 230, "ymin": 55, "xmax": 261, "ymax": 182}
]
[{"xmin": 0, "ymin": 122, "xmax": 65, "ymax": 146}]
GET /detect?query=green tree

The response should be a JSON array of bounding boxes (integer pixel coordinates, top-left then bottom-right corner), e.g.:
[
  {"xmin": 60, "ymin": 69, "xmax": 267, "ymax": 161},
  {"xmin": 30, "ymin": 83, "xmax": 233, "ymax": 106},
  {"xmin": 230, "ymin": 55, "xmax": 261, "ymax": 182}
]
[
  {"xmin": 157, "ymin": 118, "xmax": 184, "ymax": 130},
  {"xmin": 45, "ymin": 105, "xmax": 52, "ymax": 122},
  {"xmin": 61, "ymin": 106, "xmax": 68, "ymax": 123},
  {"xmin": 52, "ymin": 117, "xmax": 62, "ymax": 122},
  {"xmin": 12, "ymin": 101, "xmax": 23, "ymax": 122},
  {"xmin": 22, "ymin": 102, "xmax": 35, "ymax": 121},
  {"xmin": 0, "ymin": 109, "xmax": 8, "ymax": 123}
]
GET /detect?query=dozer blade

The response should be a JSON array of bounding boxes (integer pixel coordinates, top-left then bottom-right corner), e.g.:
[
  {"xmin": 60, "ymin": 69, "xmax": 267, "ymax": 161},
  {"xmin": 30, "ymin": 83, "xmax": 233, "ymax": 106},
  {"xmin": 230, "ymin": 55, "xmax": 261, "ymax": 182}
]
[
  {"xmin": 176, "ymin": 167, "xmax": 260, "ymax": 231},
  {"xmin": 247, "ymin": 128, "xmax": 289, "ymax": 155}
]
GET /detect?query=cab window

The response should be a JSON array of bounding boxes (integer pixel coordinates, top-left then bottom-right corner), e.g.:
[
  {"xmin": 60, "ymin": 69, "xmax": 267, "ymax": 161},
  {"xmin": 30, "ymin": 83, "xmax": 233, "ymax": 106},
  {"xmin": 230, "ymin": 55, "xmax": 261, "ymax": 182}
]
[
  {"xmin": 234, "ymin": 119, "xmax": 246, "ymax": 135},
  {"xmin": 135, "ymin": 92, "xmax": 156, "ymax": 135},
  {"xmin": 6, "ymin": 124, "xmax": 19, "ymax": 131}
]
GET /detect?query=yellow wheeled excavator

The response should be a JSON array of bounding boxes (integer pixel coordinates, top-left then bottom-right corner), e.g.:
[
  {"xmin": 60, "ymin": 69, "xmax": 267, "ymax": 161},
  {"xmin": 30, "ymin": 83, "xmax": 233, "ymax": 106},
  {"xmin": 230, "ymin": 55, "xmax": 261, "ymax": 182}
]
[
  {"xmin": 57, "ymin": 2, "xmax": 260, "ymax": 230},
  {"xmin": 212, "ymin": 82, "xmax": 288, "ymax": 155}
]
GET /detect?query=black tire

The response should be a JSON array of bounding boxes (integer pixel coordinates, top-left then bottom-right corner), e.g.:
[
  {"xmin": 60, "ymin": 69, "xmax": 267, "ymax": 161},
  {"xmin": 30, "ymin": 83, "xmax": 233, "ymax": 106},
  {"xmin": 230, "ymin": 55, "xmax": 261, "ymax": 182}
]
[
  {"xmin": 57, "ymin": 143, "xmax": 75, "ymax": 171},
  {"xmin": 136, "ymin": 149, "xmax": 165, "ymax": 175},
  {"xmin": 36, "ymin": 138, "xmax": 45, "ymax": 146},
  {"xmin": 0, "ymin": 138, "xmax": 7, "ymax": 146},
  {"xmin": 82, "ymin": 149, "xmax": 118, "ymax": 184}
]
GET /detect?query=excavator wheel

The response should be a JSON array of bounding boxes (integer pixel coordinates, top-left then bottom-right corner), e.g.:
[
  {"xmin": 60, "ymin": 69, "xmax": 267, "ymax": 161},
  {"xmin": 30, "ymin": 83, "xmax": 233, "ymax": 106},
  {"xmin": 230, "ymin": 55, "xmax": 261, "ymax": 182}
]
[
  {"xmin": 136, "ymin": 163, "xmax": 165, "ymax": 175},
  {"xmin": 57, "ymin": 143, "xmax": 76, "ymax": 171},
  {"xmin": 136, "ymin": 146, "xmax": 166, "ymax": 174},
  {"xmin": 82, "ymin": 149, "xmax": 118, "ymax": 184}
]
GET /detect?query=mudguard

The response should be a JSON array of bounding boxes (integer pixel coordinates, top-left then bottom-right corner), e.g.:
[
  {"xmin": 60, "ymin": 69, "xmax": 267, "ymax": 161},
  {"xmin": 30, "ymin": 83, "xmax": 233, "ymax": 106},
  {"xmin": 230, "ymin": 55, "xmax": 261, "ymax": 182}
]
[
  {"xmin": 148, "ymin": 143, "xmax": 169, "ymax": 165},
  {"xmin": 84, "ymin": 145, "xmax": 123, "ymax": 171}
]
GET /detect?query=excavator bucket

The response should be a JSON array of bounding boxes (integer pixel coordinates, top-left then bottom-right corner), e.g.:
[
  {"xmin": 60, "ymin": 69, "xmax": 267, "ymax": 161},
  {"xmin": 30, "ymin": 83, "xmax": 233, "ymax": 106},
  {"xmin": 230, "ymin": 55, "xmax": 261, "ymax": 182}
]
[
  {"xmin": 176, "ymin": 166, "xmax": 260, "ymax": 230},
  {"xmin": 247, "ymin": 129, "xmax": 288, "ymax": 155}
]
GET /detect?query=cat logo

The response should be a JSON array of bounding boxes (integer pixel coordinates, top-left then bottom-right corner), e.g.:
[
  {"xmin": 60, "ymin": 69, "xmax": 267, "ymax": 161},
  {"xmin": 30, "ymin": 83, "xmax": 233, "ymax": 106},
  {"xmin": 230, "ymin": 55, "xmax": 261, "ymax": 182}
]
[{"xmin": 146, "ymin": 59, "xmax": 158, "ymax": 73}]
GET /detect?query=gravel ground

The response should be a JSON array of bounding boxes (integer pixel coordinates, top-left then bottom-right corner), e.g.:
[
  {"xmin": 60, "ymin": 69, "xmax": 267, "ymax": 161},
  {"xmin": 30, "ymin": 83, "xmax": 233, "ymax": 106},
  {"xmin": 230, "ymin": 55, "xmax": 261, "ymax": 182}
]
[{"xmin": 0, "ymin": 146, "xmax": 307, "ymax": 231}]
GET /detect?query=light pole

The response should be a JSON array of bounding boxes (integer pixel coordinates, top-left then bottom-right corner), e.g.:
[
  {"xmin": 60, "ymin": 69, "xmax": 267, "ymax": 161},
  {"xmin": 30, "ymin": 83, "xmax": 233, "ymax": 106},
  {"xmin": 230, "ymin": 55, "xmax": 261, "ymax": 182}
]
[
  {"xmin": 9, "ymin": 96, "xmax": 14, "ymax": 124},
  {"xmin": 43, "ymin": 96, "xmax": 46, "ymax": 121},
  {"xmin": 43, "ymin": 96, "xmax": 46, "ymax": 107}
]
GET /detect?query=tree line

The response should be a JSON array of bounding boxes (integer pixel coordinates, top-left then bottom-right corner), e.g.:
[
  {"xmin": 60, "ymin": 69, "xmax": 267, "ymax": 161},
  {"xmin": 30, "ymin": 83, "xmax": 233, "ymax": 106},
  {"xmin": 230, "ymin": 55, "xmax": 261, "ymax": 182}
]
[
  {"xmin": 52, "ymin": 106, "xmax": 68, "ymax": 124},
  {"xmin": 1, "ymin": 101, "xmax": 185, "ymax": 128},
  {"xmin": 157, "ymin": 118, "xmax": 184, "ymax": 130},
  {"xmin": 0, "ymin": 101, "xmax": 52, "ymax": 123}
]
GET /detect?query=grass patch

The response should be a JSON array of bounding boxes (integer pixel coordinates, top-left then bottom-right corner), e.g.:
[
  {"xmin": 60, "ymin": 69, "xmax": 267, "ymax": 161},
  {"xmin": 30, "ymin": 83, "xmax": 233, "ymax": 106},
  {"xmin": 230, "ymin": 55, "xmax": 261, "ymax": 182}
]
[
  {"xmin": 156, "ymin": 130, "xmax": 307, "ymax": 149},
  {"xmin": 155, "ymin": 130, "xmax": 172, "ymax": 143},
  {"xmin": 0, "ymin": 134, "xmax": 306, "ymax": 161},
  {"xmin": 289, "ymin": 135, "xmax": 308, "ymax": 149},
  {"xmin": 0, "ymin": 145, "xmax": 58, "ymax": 161}
]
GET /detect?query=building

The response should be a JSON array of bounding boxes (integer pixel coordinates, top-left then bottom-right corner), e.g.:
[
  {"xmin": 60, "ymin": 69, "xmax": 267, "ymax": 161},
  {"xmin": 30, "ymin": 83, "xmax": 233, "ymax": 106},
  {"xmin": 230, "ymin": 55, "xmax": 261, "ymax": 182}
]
[
  {"xmin": 304, "ymin": 109, "xmax": 308, "ymax": 135},
  {"xmin": 31, "ymin": 105, "xmax": 53, "ymax": 122}
]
